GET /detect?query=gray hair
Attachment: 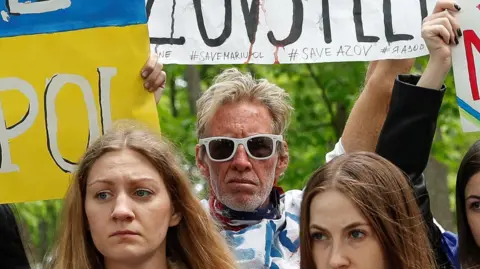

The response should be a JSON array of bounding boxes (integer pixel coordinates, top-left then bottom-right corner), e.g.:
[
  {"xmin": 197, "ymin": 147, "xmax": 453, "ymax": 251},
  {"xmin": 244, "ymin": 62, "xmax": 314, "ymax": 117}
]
[{"xmin": 196, "ymin": 68, "xmax": 293, "ymax": 138}]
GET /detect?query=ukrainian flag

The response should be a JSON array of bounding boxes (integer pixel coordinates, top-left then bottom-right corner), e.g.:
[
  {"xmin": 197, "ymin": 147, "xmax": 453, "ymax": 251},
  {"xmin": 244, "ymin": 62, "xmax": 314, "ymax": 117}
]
[{"xmin": 0, "ymin": 0, "xmax": 159, "ymax": 203}]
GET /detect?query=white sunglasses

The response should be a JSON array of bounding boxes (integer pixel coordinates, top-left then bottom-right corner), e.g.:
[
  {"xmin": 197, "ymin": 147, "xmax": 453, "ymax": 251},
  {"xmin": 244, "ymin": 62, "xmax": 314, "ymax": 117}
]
[{"xmin": 199, "ymin": 134, "xmax": 283, "ymax": 162}]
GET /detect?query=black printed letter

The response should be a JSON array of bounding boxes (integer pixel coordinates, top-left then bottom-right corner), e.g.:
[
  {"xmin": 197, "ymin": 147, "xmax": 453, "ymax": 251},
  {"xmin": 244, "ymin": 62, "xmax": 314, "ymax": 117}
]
[
  {"xmin": 147, "ymin": 0, "xmax": 185, "ymax": 45},
  {"xmin": 267, "ymin": 0, "xmax": 303, "ymax": 47},
  {"xmin": 241, "ymin": 0, "xmax": 260, "ymax": 44},
  {"xmin": 419, "ymin": 0, "xmax": 428, "ymax": 21},
  {"xmin": 193, "ymin": 0, "xmax": 232, "ymax": 47},
  {"xmin": 321, "ymin": 0, "xmax": 332, "ymax": 44},
  {"xmin": 384, "ymin": 0, "xmax": 413, "ymax": 42},
  {"xmin": 353, "ymin": 0, "xmax": 379, "ymax": 42}
]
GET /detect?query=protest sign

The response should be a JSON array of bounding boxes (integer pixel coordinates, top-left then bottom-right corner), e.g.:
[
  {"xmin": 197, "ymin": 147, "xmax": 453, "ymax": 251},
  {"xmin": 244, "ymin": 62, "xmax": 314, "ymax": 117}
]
[
  {"xmin": 452, "ymin": 0, "xmax": 480, "ymax": 132},
  {"xmin": 0, "ymin": 0, "xmax": 159, "ymax": 204},
  {"xmin": 147, "ymin": 0, "xmax": 437, "ymax": 64}
]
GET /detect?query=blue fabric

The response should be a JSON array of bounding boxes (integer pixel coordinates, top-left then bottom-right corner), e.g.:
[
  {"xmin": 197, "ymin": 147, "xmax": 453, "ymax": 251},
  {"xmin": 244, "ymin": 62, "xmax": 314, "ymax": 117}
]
[
  {"xmin": 0, "ymin": 0, "xmax": 146, "ymax": 38},
  {"xmin": 202, "ymin": 190, "xmax": 303, "ymax": 269},
  {"xmin": 441, "ymin": 231, "xmax": 460, "ymax": 269}
]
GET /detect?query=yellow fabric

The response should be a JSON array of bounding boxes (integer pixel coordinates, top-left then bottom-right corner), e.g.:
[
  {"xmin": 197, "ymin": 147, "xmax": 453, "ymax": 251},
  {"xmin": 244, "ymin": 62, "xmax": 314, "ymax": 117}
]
[{"xmin": 0, "ymin": 25, "xmax": 159, "ymax": 203}]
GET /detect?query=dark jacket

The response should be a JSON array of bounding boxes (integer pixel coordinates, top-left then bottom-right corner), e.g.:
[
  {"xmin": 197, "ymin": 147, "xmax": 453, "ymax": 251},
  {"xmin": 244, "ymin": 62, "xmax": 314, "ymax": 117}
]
[{"xmin": 375, "ymin": 74, "xmax": 456, "ymax": 269}]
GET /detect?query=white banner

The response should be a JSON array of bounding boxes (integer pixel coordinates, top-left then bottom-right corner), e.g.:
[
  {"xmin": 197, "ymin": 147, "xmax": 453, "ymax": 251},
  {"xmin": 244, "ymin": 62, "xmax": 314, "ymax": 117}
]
[
  {"xmin": 147, "ymin": 0, "xmax": 437, "ymax": 65},
  {"xmin": 452, "ymin": 0, "xmax": 480, "ymax": 132}
]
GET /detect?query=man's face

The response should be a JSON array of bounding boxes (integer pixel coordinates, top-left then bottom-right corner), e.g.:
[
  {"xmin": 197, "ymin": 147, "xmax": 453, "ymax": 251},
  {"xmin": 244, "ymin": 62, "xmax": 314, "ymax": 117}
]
[{"xmin": 196, "ymin": 101, "xmax": 288, "ymax": 212}]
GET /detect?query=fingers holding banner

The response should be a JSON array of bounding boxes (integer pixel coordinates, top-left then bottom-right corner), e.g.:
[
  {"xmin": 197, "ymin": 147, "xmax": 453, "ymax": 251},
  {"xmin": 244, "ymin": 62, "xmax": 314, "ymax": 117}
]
[
  {"xmin": 423, "ymin": 9, "xmax": 462, "ymax": 45},
  {"xmin": 145, "ymin": 63, "xmax": 164, "ymax": 92},
  {"xmin": 141, "ymin": 53, "xmax": 166, "ymax": 95},
  {"xmin": 417, "ymin": 0, "xmax": 462, "ymax": 90},
  {"xmin": 141, "ymin": 53, "xmax": 158, "ymax": 79},
  {"xmin": 432, "ymin": 0, "xmax": 462, "ymax": 13},
  {"xmin": 421, "ymin": 1, "xmax": 462, "ymax": 72},
  {"xmin": 424, "ymin": 22, "xmax": 455, "ymax": 45}
]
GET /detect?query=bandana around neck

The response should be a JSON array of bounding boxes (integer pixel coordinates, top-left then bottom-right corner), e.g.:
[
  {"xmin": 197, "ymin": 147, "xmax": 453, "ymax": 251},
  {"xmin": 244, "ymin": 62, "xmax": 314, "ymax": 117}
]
[{"xmin": 209, "ymin": 186, "xmax": 285, "ymax": 231}]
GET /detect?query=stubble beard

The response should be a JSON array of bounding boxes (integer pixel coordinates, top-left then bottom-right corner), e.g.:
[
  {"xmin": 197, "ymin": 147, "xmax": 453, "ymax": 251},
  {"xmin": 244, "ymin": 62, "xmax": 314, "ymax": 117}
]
[{"xmin": 214, "ymin": 178, "xmax": 275, "ymax": 212}]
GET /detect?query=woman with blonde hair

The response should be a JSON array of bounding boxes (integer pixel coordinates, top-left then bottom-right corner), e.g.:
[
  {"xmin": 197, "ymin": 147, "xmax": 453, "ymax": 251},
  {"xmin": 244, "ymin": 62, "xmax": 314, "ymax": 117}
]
[
  {"xmin": 300, "ymin": 152, "xmax": 437, "ymax": 269},
  {"xmin": 47, "ymin": 121, "xmax": 237, "ymax": 269}
]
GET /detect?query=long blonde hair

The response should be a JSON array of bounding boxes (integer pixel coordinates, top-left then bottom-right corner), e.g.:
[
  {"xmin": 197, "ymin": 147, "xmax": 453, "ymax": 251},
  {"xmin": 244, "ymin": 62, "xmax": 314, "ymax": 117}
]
[{"xmin": 47, "ymin": 121, "xmax": 237, "ymax": 269}]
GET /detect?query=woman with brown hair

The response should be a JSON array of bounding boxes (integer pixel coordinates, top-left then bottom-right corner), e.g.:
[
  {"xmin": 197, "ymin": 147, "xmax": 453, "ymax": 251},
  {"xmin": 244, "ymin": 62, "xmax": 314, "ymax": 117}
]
[
  {"xmin": 324, "ymin": 0, "xmax": 474, "ymax": 267},
  {"xmin": 46, "ymin": 121, "xmax": 237, "ymax": 269},
  {"xmin": 300, "ymin": 152, "xmax": 437, "ymax": 269},
  {"xmin": 453, "ymin": 142, "xmax": 480, "ymax": 268}
]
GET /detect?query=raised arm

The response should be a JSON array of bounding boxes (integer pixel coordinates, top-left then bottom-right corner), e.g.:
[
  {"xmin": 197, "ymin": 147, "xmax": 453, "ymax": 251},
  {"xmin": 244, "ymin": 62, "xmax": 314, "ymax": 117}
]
[
  {"xmin": 338, "ymin": 0, "xmax": 461, "ymax": 212},
  {"xmin": 377, "ymin": 1, "xmax": 461, "ymax": 268},
  {"xmin": 325, "ymin": 59, "xmax": 416, "ymax": 162},
  {"xmin": 341, "ymin": 0, "xmax": 460, "ymax": 154},
  {"xmin": 340, "ymin": 59, "xmax": 415, "ymax": 153},
  {"xmin": 377, "ymin": 0, "xmax": 460, "ymax": 198}
]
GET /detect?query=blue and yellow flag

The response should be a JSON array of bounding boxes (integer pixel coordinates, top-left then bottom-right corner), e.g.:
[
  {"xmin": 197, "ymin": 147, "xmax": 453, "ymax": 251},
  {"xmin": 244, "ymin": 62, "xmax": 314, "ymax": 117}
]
[{"xmin": 0, "ymin": 0, "xmax": 159, "ymax": 203}]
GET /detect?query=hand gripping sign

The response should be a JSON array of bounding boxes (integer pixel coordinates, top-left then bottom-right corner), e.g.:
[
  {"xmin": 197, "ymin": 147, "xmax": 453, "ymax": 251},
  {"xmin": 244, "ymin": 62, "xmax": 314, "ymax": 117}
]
[{"xmin": 0, "ymin": 0, "xmax": 159, "ymax": 204}]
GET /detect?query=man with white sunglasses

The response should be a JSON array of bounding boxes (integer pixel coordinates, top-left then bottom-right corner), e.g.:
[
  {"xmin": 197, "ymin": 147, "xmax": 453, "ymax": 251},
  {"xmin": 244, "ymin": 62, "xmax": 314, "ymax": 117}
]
[{"xmin": 190, "ymin": 61, "xmax": 413, "ymax": 268}]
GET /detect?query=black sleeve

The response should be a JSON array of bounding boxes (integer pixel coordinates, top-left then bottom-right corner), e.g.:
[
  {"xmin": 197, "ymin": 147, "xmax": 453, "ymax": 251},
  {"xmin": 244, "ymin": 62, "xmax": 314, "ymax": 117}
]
[
  {"xmin": 375, "ymin": 74, "xmax": 453, "ymax": 269},
  {"xmin": 376, "ymin": 74, "xmax": 445, "ymax": 176}
]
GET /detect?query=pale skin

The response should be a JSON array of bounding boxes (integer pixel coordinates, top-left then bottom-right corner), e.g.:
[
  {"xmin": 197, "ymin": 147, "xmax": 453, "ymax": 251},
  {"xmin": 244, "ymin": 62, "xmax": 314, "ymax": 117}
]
[
  {"xmin": 465, "ymin": 173, "xmax": 480, "ymax": 247},
  {"xmin": 142, "ymin": 53, "xmax": 167, "ymax": 104},
  {"xmin": 417, "ymin": 0, "xmax": 462, "ymax": 89},
  {"xmin": 309, "ymin": 189, "xmax": 386, "ymax": 269},
  {"xmin": 85, "ymin": 149, "xmax": 181, "ymax": 269},
  {"xmin": 341, "ymin": 58, "xmax": 415, "ymax": 153},
  {"xmin": 196, "ymin": 100, "xmax": 289, "ymax": 212}
]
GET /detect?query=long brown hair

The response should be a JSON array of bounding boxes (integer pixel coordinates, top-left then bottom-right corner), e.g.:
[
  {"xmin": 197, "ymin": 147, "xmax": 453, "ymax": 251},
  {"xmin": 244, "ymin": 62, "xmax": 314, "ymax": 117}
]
[
  {"xmin": 300, "ymin": 152, "xmax": 436, "ymax": 269},
  {"xmin": 47, "ymin": 121, "xmax": 237, "ymax": 269},
  {"xmin": 456, "ymin": 140, "xmax": 480, "ymax": 268}
]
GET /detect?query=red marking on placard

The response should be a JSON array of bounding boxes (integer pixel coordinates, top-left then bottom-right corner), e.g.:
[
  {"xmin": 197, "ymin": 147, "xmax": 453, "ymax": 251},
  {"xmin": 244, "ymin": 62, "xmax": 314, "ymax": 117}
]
[
  {"xmin": 260, "ymin": 0, "xmax": 267, "ymax": 14},
  {"xmin": 274, "ymin": 46, "xmax": 280, "ymax": 64},
  {"xmin": 476, "ymin": 3, "xmax": 480, "ymax": 10},
  {"xmin": 245, "ymin": 42, "xmax": 255, "ymax": 64},
  {"xmin": 464, "ymin": 30, "xmax": 480, "ymax": 100}
]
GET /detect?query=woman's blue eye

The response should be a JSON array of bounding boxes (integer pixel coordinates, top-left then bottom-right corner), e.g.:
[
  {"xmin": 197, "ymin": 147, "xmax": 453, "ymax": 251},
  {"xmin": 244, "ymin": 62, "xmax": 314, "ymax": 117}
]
[
  {"xmin": 96, "ymin": 192, "xmax": 111, "ymax": 200},
  {"xmin": 471, "ymin": 202, "xmax": 480, "ymax": 210},
  {"xmin": 311, "ymin": 232, "xmax": 327, "ymax": 241},
  {"xmin": 135, "ymin": 189, "xmax": 152, "ymax": 197},
  {"xmin": 350, "ymin": 230, "xmax": 366, "ymax": 240}
]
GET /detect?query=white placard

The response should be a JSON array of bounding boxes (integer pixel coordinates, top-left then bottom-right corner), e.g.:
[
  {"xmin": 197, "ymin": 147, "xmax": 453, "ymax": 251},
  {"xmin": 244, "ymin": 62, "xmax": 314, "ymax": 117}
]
[
  {"xmin": 147, "ymin": 0, "xmax": 437, "ymax": 64},
  {"xmin": 452, "ymin": 0, "xmax": 480, "ymax": 132}
]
